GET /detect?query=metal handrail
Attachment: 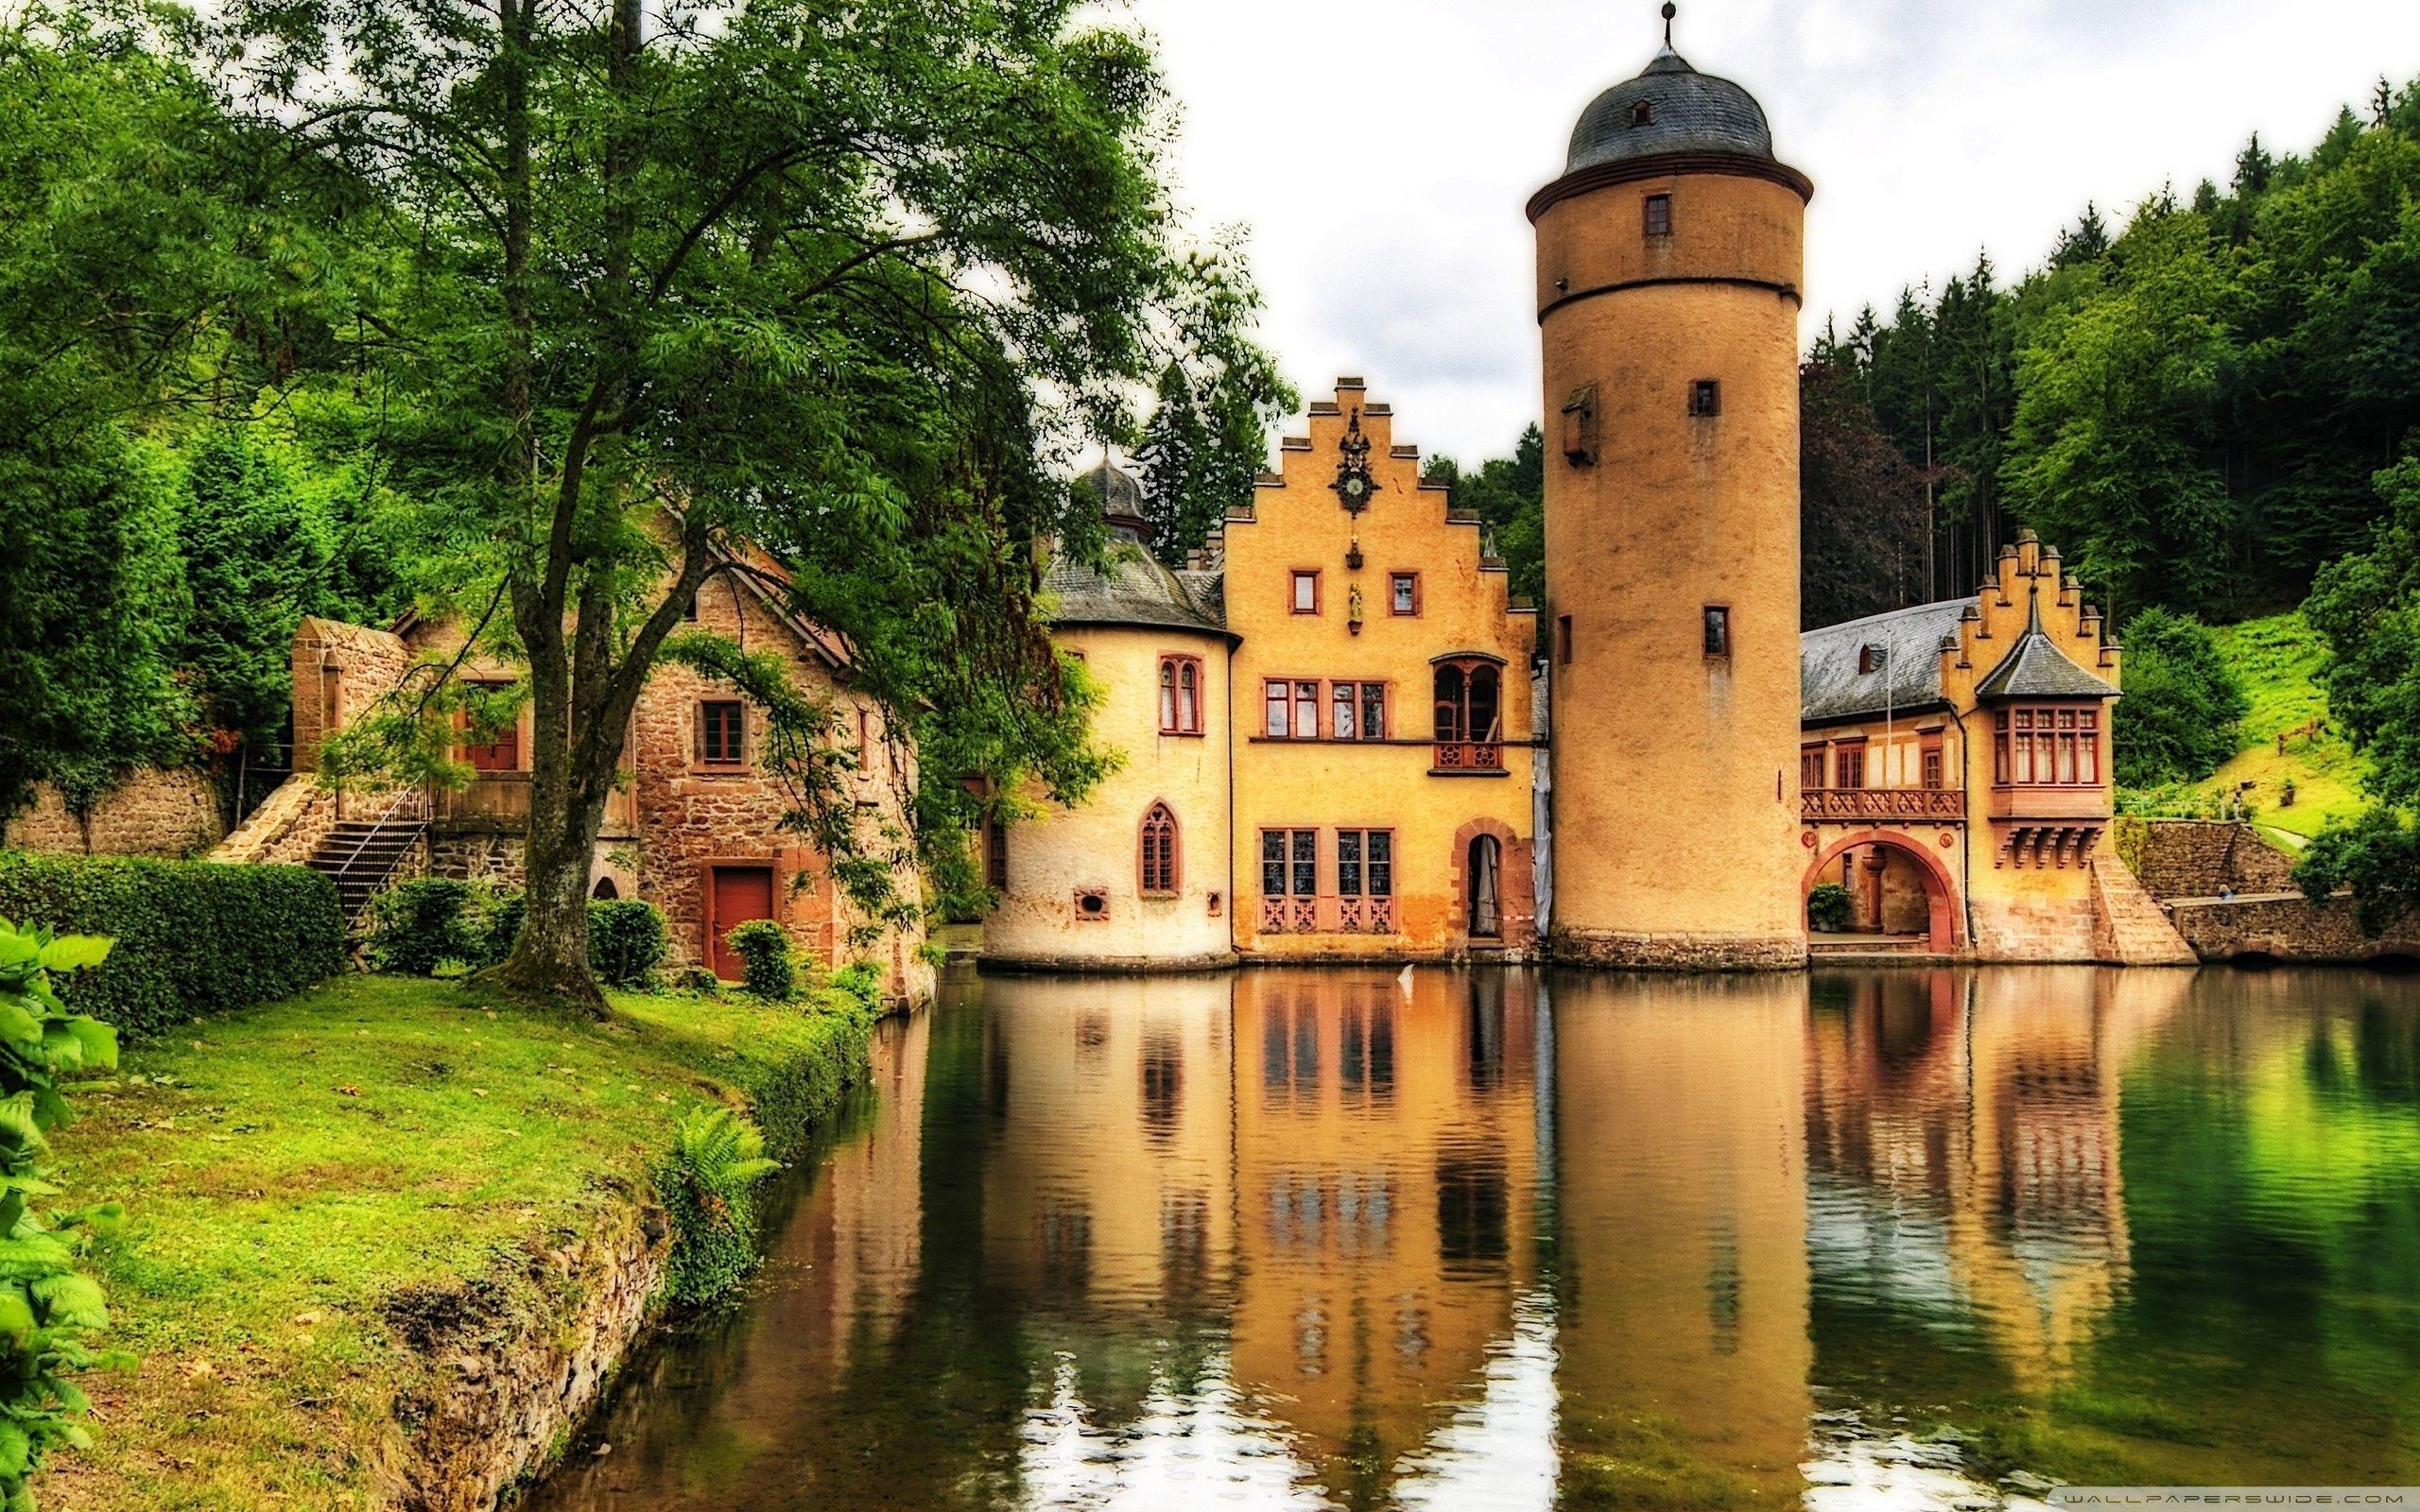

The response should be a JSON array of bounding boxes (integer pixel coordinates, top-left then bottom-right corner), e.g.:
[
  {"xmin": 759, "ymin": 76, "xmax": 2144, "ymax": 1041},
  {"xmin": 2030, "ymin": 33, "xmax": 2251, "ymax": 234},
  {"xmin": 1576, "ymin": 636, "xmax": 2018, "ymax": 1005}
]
[{"xmin": 332, "ymin": 786, "xmax": 430, "ymax": 899}]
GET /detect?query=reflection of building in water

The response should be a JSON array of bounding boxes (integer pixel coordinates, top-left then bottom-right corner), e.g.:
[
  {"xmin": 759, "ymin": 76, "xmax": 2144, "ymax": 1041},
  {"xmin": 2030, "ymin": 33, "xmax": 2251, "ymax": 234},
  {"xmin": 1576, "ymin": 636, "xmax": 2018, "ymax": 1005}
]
[
  {"xmin": 1803, "ymin": 967, "xmax": 2188, "ymax": 1392},
  {"xmin": 1227, "ymin": 968, "xmax": 1541, "ymax": 1506},
  {"xmin": 800, "ymin": 1005, "xmax": 931, "ymax": 1357},
  {"xmin": 975, "ymin": 973, "xmax": 1240, "ymax": 1322},
  {"xmin": 1550, "ymin": 973, "xmax": 1813, "ymax": 1507}
]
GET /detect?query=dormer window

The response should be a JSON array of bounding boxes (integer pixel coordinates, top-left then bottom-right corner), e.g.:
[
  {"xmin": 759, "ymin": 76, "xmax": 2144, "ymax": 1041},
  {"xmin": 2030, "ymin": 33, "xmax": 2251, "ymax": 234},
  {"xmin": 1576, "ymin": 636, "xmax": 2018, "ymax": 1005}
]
[
  {"xmin": 1858, "ymin": 644, "xmax": 1881, "ymax": 675},
  {"xmin": 1630, "ymin": 101, "xmax": 1654, "ymax": 128}
]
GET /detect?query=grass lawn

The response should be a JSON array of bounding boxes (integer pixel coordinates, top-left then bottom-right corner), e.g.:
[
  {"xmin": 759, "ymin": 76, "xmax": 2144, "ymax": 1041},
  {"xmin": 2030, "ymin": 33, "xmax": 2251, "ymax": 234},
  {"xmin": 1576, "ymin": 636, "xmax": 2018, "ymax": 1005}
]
[
  {"xmin": 2120, "ymin": 610, "xmax": 2368, "ymax": 845},
  {"xmin": 36, "ymin": 973, "xmax": 873, "ymax": 1512}
]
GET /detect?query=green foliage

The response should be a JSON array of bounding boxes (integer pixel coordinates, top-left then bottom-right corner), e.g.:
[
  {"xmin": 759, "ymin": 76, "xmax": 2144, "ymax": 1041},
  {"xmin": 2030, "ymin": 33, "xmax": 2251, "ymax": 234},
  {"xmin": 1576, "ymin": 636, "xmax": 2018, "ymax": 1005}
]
[
  {"xmin": 2292, "ymin": 807, "xmax": 2419, "ymax": 936},
  {"xmin": 169, "ymin": 0, "xmax": 1288, "ymax": 999},
  {"xmin": 585, "ymin": 901, "xmax": 666, "ymax": 990},
  {"xmin": 828, "ymin": 961, "xmax": 884, "ymax": 1015},
  {"xmin": 1824, "ymin": 76, "xmax": 2420, "ymax": 618},
  {"xmin": 2112, "ymin": 608, "xmax": 2250, "ymax": 785},
  {"xmin": 1806, "ymin": 882, "xmax": 1855, "ymax": 933},
  {"xmin": 658, "ymin": 1106, "xmax": 781, "ymax": 1308},
  {"xmin": 373, "ymin": 878, "xmax": 523, "ymax": 974},
  {"xmin": 2002, "ymin": 211, "xmax": 2235, "ymax": 617},
  {"xmin": 2304, "ymin": 457, "xmax": 2420, "ymax": 812},
  {"xmin": 725, "ymin": 920, "xmax": 796, "ymax": 1003},
  {"xmin": 0, "ymin": 916, "xmax": 124, "ymax": 1506},
  {"xmin": 364, "ymin": 880, "xmax": 476, "ymax": 978},
  {"xmin": 0, "ymin": 853, "xmax": 339, "ymax": 1040},
  {"xmin": 170, "ymin": 422, "xmax": 405, "ymax": 764},
  {"xmin": 1426, "ymin": 424, "xmax": 1546, "ymax": 607}
]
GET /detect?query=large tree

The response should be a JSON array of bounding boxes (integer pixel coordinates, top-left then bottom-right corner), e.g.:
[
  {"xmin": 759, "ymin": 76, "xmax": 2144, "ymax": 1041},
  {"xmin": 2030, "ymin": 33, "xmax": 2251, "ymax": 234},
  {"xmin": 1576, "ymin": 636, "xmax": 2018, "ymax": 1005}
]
[
  {"xmin": 210, "ymin": 0, "xmax": 1285, "ymax": 1006},
  {"xmin": 0, "ymin": 23, "xmax": 233, "ymax": 816}
]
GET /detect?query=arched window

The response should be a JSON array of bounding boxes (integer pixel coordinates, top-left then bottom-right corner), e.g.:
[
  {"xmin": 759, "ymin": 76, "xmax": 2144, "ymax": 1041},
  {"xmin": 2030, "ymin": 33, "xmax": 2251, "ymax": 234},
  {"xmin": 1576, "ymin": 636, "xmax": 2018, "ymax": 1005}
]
[
  {"xmin": 1158, "ymin": 655, "xmax": 1202, "ymax": 734},
  {"xmin": 1139, "ymin": 803, "xmax": 1180, "ymax": 896},
  {"xmin": 1432, "ymin": 660, "xmax": 1503, "ymax": 743},
  {"xmin": 591, "ymin": 877, "xmax": 619, "ymax": 901}
]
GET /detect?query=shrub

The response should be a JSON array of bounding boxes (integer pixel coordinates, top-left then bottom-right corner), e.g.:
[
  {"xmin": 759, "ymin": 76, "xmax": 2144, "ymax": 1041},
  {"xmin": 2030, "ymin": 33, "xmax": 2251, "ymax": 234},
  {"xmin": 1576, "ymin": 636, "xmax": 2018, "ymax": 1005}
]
[
  {"xmin": 725, "ymin": 919, "xmax": 795, "ymax": 1001},
  {"xmin": 586, "ymin": 900, "xmax": 666, "ymax": 988},
  {"xmin": 2112, "ymin": 608, "xmax": 2249, "ymax": 787},
  {"xmin": 2294, "ymin": 806, "xmax": 2420, "ymax": 936},
  {"xmin": 1806, "ymin": 881, "xmax": 1854, "ymax": 933},
  {"xmin": 658, "ymin": 1106, "xmax": 780, "ymax": 1306},
  {"xmin": 0, "ymin": 917, "xmax": 127, "ymax": 1502},
  {"xmin": 365, "ymin": 878, "xmax": 475, "ymax": 977},
  {"xmin": 475, "ymin": 888, "xmax": 526, "ymax": 970},
  {"xmin": 828, "ymin": 960, "xmax": 884, "ymax": 1015},
  {"xmin": 0, "ymin": 852, "xmax": 341, "ymax": 1039}
]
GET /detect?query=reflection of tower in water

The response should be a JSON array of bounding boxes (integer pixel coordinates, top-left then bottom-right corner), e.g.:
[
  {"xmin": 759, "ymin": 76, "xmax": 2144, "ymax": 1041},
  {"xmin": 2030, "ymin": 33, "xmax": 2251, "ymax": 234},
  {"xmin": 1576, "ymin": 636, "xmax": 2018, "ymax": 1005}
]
[{"xmin": 1549, "ymin": 971, "xmax": 1814, "ymax": 1508}]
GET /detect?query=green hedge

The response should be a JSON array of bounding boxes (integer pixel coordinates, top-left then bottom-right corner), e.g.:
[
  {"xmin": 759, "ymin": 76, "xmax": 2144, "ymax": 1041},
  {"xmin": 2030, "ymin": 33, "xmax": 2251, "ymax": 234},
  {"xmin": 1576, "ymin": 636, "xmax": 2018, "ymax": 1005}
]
[{"xmin": 0, "ymin": 850, "xmax": 343, "ymax": 1039}]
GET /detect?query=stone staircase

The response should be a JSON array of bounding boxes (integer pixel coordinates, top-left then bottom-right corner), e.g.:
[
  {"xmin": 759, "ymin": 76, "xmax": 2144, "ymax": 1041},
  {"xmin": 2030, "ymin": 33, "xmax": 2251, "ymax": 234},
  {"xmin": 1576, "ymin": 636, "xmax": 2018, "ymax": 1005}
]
[
  {"xmin": 308, "ymin": 816, "xmax": 428, "ymax": 926},
  {"xmin": 1807, "ymin": 933, "xmax": 1937, "ymax": 961},
  {"xmin": 2091, "ymin": 853, "xmax": 2200, "ymax": 966}
]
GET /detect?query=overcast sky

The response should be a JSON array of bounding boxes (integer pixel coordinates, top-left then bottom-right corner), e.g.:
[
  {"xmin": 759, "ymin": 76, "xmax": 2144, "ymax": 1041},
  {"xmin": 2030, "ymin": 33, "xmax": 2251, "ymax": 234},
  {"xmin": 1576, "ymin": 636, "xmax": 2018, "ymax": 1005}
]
[{"xmin": 1125, "ymin": 0, "xmax": 2420, "ymax": 463}]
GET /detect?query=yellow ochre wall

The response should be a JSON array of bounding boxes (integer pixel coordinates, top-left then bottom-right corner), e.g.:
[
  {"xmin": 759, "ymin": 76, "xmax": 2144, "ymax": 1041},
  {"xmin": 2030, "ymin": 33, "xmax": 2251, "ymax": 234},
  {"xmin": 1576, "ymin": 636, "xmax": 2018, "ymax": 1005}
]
[
  {"xmin": 983, "ymin": 619, "xmax": 1236, "ymax": 971},
  {"xmin": 1224, "ymin": 381, "xmax": 1538, "ymax": 961},
  {"xmin": 1534, "ymin": 163, "xmax": 1811, "ymax": 970}
]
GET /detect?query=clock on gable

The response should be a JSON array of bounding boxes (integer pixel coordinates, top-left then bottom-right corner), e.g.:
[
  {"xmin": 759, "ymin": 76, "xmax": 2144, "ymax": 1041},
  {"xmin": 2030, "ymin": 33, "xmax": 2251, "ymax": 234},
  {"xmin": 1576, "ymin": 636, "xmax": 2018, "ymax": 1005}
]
[{"xmin": 1331, "ymin": 407, "xmax": 1377, "ymax": 514}]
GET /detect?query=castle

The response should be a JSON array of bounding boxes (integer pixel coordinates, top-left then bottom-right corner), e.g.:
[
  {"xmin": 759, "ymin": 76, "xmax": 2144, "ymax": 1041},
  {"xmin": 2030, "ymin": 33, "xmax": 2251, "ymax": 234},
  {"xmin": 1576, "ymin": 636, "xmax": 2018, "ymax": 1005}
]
[
  {"xmin": 974, "ymin": 22, "xmax": 2193, "ymax": 972},
  {"xmin": 175, "ymin": 16, "xmax": 2192, "ymax": 983}
]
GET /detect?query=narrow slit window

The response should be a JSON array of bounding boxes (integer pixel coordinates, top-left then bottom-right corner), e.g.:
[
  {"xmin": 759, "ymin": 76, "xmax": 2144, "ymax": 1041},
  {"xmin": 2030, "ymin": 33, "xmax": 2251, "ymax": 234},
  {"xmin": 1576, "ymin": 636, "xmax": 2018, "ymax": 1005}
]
[{"xmin": 1703, "ymin": 606, "xmax": 1731, "ymax": 657}]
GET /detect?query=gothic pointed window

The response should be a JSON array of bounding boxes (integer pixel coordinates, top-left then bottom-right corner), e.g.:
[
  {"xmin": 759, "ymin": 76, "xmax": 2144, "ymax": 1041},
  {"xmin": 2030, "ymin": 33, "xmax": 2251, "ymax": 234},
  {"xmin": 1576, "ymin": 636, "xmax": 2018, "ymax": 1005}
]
[{"xmin": 1140, "ymin": 803, "xmax": 1180, "ymax": 896}]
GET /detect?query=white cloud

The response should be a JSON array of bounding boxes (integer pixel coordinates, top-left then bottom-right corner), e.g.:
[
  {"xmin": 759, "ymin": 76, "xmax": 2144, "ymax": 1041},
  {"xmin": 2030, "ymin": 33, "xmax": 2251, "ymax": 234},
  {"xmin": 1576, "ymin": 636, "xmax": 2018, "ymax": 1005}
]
[{"xmin": 1128, "ymin": 0, "xmax": 2420, "ymax": 461}]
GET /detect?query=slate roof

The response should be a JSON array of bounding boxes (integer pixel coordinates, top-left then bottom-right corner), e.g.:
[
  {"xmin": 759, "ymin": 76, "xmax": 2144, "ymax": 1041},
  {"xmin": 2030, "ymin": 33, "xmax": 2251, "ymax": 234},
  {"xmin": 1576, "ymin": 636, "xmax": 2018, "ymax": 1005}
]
[
  {"xmin": 1567, "ymin": 45, "xmax": 1775, "ymax": 173},
  {"xmin": 1974, "ymin": 602, "xmax": 2119, "ymax": 701},
  {"xmin": 1043, "ymin": 541, "xmax": 1232, "ymax": 641},
  {"xmin": 1800, "ymin": 599, "xmax": 1965, "ymax": 725}
]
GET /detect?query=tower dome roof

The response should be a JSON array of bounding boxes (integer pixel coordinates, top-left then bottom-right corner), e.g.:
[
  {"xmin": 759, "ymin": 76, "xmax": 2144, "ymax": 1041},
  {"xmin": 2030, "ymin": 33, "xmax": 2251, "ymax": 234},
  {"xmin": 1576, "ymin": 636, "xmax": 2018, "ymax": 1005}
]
[
  {"xmin": 1565, "ymin": 43, "xmax": 1774, "ymax": 173},
  {"xmin": 1079, "ymin": 457, "xmax": 1143, "ymax": 520}
]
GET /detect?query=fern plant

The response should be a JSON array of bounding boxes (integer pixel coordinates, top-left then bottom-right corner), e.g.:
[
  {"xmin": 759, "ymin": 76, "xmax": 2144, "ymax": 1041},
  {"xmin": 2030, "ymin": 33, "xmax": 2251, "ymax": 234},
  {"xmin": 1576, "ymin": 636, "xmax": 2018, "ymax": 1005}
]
[
  {"xmin": 0, "ymin": 917, "xmax": 125, "ymax": 1507},
  {"xmin": 658, "ymin": 1106, "xmax": 780, "ymax": 1306}
]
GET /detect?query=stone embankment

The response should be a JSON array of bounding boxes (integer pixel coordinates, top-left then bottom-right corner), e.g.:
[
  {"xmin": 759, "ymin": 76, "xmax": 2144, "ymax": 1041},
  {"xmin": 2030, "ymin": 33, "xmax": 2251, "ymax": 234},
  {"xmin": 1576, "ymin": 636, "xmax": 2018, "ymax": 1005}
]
[{"xmin": 2126, "ymin": 818, "xmax": 2419, "ymax": 965}]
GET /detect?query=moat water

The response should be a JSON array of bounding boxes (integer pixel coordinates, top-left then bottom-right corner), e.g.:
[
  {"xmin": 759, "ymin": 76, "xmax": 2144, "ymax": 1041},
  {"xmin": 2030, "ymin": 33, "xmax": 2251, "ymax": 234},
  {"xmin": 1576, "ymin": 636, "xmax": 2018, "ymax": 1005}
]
[{"xmin": 528, "ymin": 965, "xmax": 2420, "ymax": 1510}]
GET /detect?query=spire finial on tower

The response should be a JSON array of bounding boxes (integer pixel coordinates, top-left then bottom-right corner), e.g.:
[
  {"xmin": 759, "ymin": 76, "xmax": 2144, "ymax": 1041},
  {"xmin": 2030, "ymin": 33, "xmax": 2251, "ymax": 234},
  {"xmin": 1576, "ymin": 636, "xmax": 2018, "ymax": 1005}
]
[{"xmin": 1661, "ymin": 1, "xmax": 1677, "ymax": 47}]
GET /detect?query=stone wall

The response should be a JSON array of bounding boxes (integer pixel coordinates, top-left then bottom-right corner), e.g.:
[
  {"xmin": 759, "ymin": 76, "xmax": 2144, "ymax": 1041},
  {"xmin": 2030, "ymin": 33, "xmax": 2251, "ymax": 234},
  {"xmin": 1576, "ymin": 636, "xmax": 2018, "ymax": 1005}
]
[
  {"xmin": 2126, "ymin": 819, "xmax": 2298, "ymax": 900},
  {"xmin": 4, "ymin": 769, "xmax": 224, "ymax": 858},
  {"xmin": 2168, "ymin": 894, "xmax": 2420, "ymax": 964}
]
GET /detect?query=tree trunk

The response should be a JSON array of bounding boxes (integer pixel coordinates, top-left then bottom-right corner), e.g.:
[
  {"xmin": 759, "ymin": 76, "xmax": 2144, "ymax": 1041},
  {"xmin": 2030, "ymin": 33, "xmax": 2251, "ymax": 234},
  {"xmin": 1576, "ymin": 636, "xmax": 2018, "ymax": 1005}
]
[{"xmin": 489, "ymin": 696, "xmax": 619, "ymax": 1016}]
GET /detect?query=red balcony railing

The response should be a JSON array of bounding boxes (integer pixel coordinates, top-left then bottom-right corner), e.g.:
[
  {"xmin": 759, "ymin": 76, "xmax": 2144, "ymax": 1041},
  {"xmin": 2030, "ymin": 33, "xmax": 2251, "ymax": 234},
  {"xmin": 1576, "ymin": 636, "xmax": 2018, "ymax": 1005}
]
[
  {"xmin": 1432, "ymin": 740, "xmax": 1504, "ymax": 773},
  {"xmin": 1802, "ymin": 787, "xmax": 1966, "ymax": 822},
  {"xmin": 1258, "ymin": 896, "xmax": 1397, "ymax": 935}
]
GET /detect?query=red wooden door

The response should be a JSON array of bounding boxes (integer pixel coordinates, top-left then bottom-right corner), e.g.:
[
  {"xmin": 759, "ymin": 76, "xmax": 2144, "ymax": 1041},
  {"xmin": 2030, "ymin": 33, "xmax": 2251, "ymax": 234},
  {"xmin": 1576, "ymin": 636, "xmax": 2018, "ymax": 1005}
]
[{"xmin": 707, "ymin": 866, "xmax": 775, "ymax": 979}]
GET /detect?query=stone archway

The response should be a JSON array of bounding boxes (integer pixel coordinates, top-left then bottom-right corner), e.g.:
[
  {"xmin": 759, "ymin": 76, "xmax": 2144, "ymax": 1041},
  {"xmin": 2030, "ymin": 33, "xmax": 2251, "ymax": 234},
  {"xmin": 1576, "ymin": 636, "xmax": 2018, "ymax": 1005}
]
[{"xmin": 1803, "ymin": 829, "xmax": 1962, "ymax": 954}]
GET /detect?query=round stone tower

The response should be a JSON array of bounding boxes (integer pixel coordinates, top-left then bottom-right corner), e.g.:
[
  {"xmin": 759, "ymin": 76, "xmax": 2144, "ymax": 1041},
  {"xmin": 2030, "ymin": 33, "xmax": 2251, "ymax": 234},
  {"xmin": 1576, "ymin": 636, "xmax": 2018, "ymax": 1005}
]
[{"xmin": 1531, "ymin": 9, "xmax": 1810, "ymax": 969}]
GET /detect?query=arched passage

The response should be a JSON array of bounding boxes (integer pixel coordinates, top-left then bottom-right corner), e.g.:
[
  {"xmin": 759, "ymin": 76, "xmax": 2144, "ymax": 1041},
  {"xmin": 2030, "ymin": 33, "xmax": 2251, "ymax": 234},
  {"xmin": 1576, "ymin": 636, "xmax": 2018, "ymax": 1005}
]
[{"xmin": 1802, "ymin": 829, "xmax": 1962, "ymax": 954}]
